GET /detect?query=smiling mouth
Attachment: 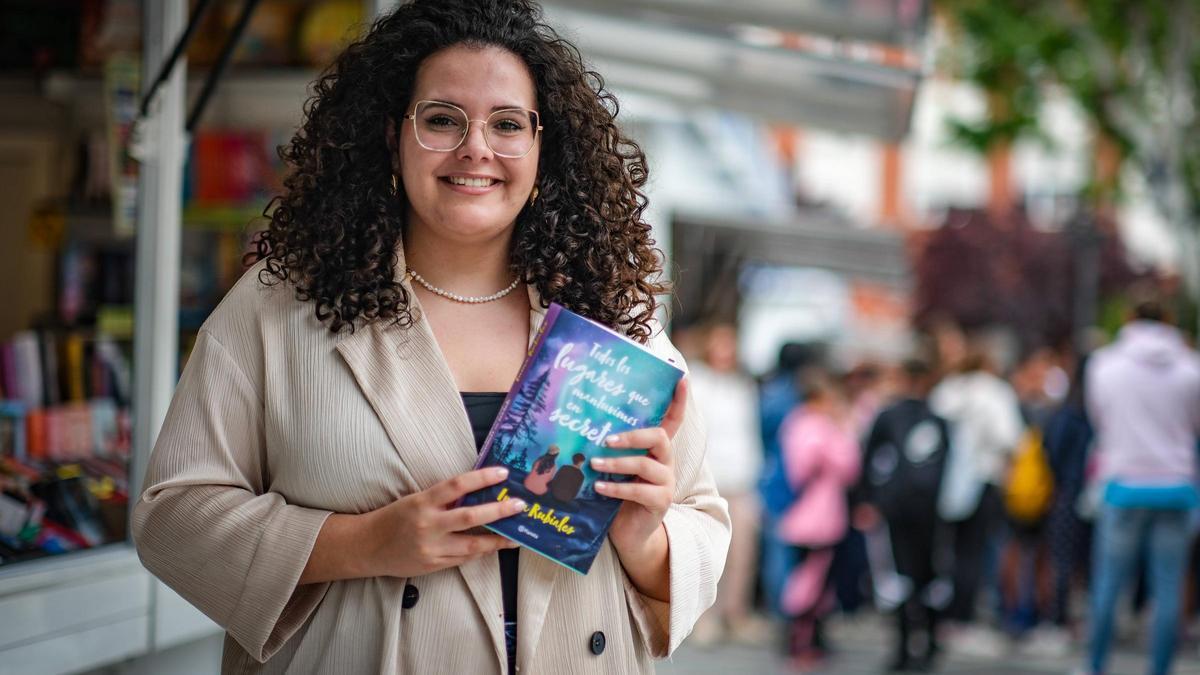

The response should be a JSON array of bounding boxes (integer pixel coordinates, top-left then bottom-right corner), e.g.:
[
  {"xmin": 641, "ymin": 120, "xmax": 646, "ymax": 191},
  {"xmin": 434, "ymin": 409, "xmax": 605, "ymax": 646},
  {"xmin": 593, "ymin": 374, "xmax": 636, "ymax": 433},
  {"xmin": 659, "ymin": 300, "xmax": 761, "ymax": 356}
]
[{"xmin": 444, "ymin": 176, "xmax": 500, "ymax": 188}]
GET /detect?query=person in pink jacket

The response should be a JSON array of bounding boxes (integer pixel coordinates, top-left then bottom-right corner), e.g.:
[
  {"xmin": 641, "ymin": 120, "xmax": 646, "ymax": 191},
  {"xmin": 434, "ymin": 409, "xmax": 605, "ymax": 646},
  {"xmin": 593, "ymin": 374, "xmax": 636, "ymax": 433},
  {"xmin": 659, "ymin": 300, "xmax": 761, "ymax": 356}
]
[{"xmin": 777, "ymin": 370, "xmax": 862, "ymax": 668}]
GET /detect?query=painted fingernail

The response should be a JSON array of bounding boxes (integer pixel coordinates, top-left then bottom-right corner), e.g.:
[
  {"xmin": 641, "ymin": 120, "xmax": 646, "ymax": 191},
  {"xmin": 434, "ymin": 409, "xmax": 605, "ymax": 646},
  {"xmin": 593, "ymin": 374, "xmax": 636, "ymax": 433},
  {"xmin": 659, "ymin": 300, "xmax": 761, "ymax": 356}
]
[
  {"xmin": 512, "ymin": 499, "xmax": 527, "ymax": 510},
  {"xmin": 591, "ymin": 457, "xmax": 607, "ymax": 468},
  {"xmin": 605, "ymin": 435, "xmax": 622, "ymax": 446},
  {"xmin": 494, "ymin": 467, "xmax": 509, "ymax": 479}
]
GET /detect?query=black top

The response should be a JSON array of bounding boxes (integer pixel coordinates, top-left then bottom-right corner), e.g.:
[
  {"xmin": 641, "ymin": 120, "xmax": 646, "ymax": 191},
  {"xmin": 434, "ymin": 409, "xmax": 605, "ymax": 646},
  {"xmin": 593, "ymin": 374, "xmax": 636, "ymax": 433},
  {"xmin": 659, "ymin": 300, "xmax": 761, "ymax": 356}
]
[{"xmin": 461, "ymin": 392, "xmax": 518, "ymax": 674}]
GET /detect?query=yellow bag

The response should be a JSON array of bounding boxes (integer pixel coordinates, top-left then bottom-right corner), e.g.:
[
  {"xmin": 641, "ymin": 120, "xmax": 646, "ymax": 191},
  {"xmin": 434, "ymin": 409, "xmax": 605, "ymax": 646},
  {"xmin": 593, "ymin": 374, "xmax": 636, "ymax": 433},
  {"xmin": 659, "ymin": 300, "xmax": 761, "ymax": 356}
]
[{"xmin": 1004, "ymin": 428, "xmax": 1054, "ymax": 523}]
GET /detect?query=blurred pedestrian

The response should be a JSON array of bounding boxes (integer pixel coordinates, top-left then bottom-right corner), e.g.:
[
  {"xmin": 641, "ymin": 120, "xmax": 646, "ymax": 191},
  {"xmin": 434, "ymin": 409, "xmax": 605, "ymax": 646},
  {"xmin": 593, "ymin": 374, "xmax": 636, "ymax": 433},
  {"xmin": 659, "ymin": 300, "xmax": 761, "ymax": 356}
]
[
  {"xmin": 835, "ymin": 362, "xmax": 889, "ymax": 615},
  {"xmin": 1085, "ymin": 300, "xmax": 1200, "ymax": 675},
  {"xmin": 1020, "ymin": 354, "xmax": 1093, "ymax": 657},
  {"xmin": 857, "ymin": 358, "xmax": 951, "ymax": 671},
  {"xmin": 777, "ymin": 370, "xmax": 861, "ymax": 668},
  {"xmin": 998, "ymin": 350, "xmax": 1061, "ymax": 639},
  {"xmin": 931, "ymin": 341, "xmax": 1024, "ymax": 656},
  {"xmin": 690, "ymin": 322, "xmax": 770, "ymax": 645},
  {"xmin": 846, "ymin": 362, "xmax": 888, "ymax": 439},
  {"xmin": 759, "ymin": 343, "xmax": 818, "ymax": 614}
]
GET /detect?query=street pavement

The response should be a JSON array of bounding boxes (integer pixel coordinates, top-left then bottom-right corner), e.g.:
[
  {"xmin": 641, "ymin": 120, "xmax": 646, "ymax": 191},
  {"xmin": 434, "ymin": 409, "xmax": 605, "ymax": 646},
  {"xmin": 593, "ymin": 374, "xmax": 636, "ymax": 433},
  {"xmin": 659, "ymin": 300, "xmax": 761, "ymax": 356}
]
[{"xmin": 659, "ymin": 613, "xmax": 1200, "ymax": 674}]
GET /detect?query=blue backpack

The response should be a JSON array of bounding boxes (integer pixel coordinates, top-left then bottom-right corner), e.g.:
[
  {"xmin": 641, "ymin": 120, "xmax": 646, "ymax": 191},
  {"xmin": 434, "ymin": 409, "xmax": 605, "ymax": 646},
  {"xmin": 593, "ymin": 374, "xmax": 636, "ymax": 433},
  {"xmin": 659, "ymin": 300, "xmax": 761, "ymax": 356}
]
[
  {"xmin": 759, "ymin": 449, "xmax": 799, "ymax": 516},
  {"xmin": 757, "ymin": 377, "xmax": 803, "ymax": 516}
]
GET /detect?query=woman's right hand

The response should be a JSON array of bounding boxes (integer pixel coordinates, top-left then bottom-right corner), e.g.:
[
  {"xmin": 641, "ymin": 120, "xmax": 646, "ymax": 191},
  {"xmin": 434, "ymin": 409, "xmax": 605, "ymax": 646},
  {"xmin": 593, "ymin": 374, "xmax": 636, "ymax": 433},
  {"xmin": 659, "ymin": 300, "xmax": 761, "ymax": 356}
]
[{"xmin": 360, "ymin": 467, "xmax": 525, "ymax": 578}]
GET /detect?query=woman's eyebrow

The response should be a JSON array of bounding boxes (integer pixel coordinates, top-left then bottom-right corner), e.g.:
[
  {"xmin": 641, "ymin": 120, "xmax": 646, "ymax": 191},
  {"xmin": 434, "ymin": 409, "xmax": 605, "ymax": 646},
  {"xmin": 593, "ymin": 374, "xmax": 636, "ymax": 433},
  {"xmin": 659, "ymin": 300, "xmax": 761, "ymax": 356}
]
[{"xmin": 425, "ymin": 98, "xmax": 532, "ymax": 112}]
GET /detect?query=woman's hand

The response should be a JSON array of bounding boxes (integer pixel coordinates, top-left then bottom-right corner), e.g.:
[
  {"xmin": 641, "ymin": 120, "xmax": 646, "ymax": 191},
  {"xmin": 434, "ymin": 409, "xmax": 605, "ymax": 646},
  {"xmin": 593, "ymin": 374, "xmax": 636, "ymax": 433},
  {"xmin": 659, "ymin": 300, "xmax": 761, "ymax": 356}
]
[
  {"xmin": 590, "ymin": 378, "xmax": 688, "ymax": 600},
  {"xmin": 301, "ymin": 467, "xmax": 524, "ymax": 585},
  {"xmin": 357, "ymin": 467, "xmax": 525, "ymax": 579}
]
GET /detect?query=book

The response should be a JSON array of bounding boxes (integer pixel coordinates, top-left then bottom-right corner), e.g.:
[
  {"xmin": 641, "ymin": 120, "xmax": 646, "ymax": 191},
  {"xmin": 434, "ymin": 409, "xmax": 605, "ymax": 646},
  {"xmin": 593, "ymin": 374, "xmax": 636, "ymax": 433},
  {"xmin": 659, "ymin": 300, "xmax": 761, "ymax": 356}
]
[
  {"xmin": 460, "ymin": 303, "xmax": 685, "ymax": 574},
  {"xmin": 11, "ymin": 332, "xmax": 43, "ymax": 411}
]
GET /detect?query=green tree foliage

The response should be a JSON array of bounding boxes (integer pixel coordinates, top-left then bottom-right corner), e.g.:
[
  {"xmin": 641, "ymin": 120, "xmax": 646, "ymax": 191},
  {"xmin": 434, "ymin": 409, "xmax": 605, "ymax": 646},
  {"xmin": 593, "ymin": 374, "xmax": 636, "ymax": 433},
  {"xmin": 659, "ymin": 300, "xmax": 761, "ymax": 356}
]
[{"xmin": 937, "ymin": 0, "xmax": 1200, "ymax": 321}]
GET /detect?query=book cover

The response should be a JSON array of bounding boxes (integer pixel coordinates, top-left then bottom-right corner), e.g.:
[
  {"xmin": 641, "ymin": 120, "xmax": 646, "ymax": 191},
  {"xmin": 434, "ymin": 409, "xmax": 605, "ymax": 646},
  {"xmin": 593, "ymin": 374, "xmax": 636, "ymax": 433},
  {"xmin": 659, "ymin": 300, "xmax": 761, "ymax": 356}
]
[{"xmin": 460, "ymin": 303, "xmax": 685, "ymax": 574}]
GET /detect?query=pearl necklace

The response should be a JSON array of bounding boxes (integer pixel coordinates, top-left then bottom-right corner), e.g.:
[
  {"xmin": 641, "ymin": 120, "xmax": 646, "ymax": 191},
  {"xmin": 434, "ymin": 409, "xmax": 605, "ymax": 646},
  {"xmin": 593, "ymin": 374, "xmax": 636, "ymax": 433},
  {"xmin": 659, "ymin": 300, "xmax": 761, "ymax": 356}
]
[{"xmin": 406, "ymin": 268, "xmax": 521, "ymax": 304}]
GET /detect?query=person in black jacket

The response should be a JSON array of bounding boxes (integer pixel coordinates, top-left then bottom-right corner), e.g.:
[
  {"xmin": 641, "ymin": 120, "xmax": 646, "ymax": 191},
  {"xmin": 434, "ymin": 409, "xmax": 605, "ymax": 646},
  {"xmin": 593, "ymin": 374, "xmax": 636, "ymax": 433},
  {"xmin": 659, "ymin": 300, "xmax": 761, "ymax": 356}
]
[{"xmin": 856, "ymin": 359, "xmax": 950, "ymax": 671}]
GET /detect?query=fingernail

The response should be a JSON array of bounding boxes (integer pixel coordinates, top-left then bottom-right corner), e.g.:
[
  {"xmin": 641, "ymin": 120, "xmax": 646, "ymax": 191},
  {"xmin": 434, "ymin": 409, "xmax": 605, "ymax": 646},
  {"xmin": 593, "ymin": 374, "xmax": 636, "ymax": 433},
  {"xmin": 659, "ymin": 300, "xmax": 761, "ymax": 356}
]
[
  {"xmin": 512, "ymin": 499, "xmax": 527, "ymax": 510},
  {"xmin": 605, "ymin": 435, "xmax": 621, "ymax": 446},
  {"xmin": 591, "ymin": 457, "xmax": 607, "ymax": 468},
  {"xmin": 494, "ymin": 467, "xmax": 509, "ymax": 479},
  {"xmin": 595, "ymin": 481, "xmax": 609, "ymax": 491}
]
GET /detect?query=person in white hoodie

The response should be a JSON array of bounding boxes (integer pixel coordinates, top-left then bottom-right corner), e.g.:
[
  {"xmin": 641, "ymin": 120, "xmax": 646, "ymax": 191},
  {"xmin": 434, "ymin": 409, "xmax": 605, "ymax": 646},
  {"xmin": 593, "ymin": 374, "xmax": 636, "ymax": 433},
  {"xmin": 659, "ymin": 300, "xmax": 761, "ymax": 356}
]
[
  {"xmin": 929, "ymin": 343, "xmax": 1024, "ymax": 653},
  {"xmin": 1084, "ymin": 301, "xmax": 1200, "ymax": 675}
]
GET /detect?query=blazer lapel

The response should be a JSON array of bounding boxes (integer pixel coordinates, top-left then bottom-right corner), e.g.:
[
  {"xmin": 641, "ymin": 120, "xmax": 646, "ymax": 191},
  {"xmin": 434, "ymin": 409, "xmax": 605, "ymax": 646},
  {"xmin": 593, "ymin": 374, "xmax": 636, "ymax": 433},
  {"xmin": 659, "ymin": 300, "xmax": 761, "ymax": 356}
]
[
  {"xmin": 334, "ymin": 312, "xmax": 478, "ymax": 488},
  {"xmin": 338, "ymin": 311, "xmax": 510, "ymax": 665}
]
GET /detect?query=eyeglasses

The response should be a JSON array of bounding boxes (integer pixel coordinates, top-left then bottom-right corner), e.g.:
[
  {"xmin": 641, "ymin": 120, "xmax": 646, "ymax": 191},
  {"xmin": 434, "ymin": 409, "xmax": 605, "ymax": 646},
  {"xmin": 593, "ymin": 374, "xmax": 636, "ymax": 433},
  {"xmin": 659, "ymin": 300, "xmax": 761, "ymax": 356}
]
[{"xmin": 403, "ymin": 100, "xmax": 543, "ymax": 159}]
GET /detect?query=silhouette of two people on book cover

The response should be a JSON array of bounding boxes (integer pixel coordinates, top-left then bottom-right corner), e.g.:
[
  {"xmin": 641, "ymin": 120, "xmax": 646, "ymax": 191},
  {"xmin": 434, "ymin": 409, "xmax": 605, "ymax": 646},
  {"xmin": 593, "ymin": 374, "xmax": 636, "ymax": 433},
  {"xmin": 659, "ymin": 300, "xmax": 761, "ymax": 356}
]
[{"xmin": 523, "ymin": 444, "xmax": 587, "ymax": 503}]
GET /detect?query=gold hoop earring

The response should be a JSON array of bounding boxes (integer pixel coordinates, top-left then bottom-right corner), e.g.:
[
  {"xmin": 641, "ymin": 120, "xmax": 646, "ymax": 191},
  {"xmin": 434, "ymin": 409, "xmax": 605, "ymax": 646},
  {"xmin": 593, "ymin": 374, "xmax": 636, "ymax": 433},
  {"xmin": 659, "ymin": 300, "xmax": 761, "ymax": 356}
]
[
  {"xmin": 528, "ymin": 186, "xmax": 539, "ymax": 206},
  {"xmin": 391, "ymin": 174, "xmax": 399, "ymax": 195}
]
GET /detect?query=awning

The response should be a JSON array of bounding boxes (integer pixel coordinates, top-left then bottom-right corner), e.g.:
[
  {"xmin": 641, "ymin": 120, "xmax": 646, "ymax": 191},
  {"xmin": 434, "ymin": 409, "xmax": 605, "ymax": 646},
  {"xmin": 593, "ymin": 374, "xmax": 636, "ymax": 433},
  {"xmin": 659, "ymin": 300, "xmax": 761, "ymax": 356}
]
[{"xmin": 542, "ymin": 1, "xmax": 927, "ymax": 140}]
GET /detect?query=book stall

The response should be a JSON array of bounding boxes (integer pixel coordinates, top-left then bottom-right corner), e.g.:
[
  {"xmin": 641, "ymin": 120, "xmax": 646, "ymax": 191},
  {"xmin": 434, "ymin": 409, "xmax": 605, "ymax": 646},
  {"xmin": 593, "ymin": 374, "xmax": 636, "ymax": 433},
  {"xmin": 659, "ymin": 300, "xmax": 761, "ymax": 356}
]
[{"xmin": 0, "ymin": 2, "xmax": 374, "ymax": 672}]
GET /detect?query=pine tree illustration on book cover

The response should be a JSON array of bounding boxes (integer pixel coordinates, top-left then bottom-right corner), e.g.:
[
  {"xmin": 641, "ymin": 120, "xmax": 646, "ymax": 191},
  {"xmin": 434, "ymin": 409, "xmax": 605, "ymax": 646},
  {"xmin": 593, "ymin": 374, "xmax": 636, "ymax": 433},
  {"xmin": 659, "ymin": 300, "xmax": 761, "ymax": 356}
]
[{"xmin": 461, "ymin": 302, "xmax": 685, "ymax": 574}]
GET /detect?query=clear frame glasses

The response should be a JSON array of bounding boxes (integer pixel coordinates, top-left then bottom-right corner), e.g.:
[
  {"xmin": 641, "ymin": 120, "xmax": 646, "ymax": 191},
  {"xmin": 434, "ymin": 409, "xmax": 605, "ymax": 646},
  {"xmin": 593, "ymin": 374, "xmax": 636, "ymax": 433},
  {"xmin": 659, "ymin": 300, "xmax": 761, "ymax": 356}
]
[{"xmin": 403, "ymin": 100, "xmax": 543, "ymax": 159}]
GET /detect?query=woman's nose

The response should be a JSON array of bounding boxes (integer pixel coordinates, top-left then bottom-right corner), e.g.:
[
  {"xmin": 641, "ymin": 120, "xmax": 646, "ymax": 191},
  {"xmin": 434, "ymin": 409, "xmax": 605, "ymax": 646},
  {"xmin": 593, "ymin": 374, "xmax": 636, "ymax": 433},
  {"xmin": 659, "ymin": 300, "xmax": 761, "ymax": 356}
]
[{"xmin": 457, "ymin": 120, "xmax": 494, "ymax": 160}]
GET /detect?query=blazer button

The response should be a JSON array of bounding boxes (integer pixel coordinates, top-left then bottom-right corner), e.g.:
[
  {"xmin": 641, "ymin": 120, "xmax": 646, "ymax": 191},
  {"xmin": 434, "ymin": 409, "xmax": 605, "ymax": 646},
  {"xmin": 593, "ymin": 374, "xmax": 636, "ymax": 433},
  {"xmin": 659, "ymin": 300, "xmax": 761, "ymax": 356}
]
[
  {"xmin": 589, "ymin": 631, "xmax": 606, "ymax": 655},
  {"xmin": 402, "ymin": 584, "xmax": 419, "ymax": 609}
]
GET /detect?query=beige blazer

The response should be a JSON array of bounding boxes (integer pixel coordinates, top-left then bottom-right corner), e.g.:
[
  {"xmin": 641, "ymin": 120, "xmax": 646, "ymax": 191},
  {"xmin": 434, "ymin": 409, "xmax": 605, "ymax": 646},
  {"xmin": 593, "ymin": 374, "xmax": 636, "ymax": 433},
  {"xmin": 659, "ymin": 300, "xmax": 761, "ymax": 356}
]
[{"xmin": 132, "ymin": 257, "xmax": 730, "ymax": 674}]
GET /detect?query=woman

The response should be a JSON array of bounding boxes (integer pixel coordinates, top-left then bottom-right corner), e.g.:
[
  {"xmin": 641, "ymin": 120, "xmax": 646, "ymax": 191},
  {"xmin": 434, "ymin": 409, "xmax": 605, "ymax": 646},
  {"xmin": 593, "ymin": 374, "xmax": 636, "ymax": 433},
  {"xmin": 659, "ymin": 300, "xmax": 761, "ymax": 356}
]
[
  {"xmin": 688, "ymin": 322, "xmax": 769, "ymax": 645},
  {"xmin": 776, "ymin": 370, "xmax": 861, "ymax": 668},
  {"xmin": 523, "ymin": 444, "xmax": 559, "ymax": 495},
  {"xmin": 131, "ymin": 2, "xmax": 730, "ymax": 673}
]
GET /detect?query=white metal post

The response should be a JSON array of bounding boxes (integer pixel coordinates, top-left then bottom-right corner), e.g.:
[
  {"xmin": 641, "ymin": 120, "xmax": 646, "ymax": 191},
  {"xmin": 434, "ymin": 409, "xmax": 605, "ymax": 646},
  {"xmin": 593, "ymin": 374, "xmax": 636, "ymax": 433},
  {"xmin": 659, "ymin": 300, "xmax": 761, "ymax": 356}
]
[{"xmin": 129, "ymin": 0, "xmax": 186, "ymax": 512}]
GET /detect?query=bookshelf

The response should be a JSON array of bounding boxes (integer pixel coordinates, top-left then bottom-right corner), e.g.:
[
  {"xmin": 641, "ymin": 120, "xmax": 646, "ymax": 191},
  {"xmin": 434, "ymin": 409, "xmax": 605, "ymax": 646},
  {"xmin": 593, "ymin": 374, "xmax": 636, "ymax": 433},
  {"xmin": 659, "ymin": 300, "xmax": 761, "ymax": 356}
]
[
  {"xmin": 0, "ymin": 1, "xmax": 376, "ymax": 672},
  {"xmin": 3, "ymin": 28, "xmax": 321, "ymax": 573}
]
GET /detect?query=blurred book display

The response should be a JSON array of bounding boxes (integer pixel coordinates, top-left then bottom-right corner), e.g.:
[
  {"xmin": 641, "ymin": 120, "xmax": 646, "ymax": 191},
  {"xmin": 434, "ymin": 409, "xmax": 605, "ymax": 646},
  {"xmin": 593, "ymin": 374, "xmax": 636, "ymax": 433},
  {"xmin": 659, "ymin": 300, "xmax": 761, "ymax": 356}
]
[
  {"xmin": 0, "ymin": 0, "xmax": 368, "ymax": 573},
  {"xmin": 0, "ymin": 0, "xmax": 378, "ymax": 671},
  {"xmin": 0, "ymin": 329, "xmax": 132, "ymax": 565}
]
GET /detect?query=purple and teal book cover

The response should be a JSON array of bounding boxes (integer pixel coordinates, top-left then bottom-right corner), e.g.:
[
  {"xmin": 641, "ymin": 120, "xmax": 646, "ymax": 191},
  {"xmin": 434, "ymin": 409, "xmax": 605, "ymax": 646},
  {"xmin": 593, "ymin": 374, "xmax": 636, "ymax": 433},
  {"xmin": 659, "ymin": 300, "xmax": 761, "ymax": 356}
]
[{"xmin": 461, "ymin": 303, "xmax": 685, "ymax": 574}]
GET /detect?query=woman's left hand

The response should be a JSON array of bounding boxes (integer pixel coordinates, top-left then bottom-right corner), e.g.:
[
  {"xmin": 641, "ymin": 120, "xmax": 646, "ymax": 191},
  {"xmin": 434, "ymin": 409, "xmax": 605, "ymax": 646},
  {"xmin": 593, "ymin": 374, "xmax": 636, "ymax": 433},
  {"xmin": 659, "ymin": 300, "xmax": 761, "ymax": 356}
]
[{"xmin": 591, "ymin": 378, "xmax": 688, "ymax": 576}]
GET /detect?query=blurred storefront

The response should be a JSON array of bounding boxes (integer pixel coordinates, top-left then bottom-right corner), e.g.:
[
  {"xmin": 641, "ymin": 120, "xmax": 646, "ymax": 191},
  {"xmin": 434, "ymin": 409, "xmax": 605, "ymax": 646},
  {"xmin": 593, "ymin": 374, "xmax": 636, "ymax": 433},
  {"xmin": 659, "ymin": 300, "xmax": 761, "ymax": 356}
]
[{"xmin": 11, "ymin": 0, "xmax": 1194, "ymax": 673}]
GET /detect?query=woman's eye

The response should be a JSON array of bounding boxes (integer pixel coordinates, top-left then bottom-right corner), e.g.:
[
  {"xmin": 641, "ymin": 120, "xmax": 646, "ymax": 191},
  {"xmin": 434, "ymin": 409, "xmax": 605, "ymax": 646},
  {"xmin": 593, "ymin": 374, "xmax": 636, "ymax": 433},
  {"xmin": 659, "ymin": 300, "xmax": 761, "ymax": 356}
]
[
  {"xmin": 427, "ymin": 115, "xmax": 461, "ymax": 128},
  {"xmin": 493, "ymin": 119, "xmax": 525, "ymax": 133}
]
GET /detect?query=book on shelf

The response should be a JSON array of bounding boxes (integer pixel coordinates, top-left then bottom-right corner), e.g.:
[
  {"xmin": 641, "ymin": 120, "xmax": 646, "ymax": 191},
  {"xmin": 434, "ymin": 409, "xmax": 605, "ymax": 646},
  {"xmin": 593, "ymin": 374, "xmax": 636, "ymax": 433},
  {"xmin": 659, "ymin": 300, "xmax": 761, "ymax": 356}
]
[
  {"xmin": 0, "ymin": 330, "xmax": 133, "ymax": 462},
  {"xmin": 0, "ymin": 435, "xmax": 132, "ymax": 566},
  {"xmin": 459, "ymin": 303, "xmax": 684, "ymax": 575},
  {"xmin": 187, "ymin": 129, "xmax": 283, "ymax": 210},
  {"xmin": 56, "ymin": 243, "xmax": 136, "ymax": 328},
  {"xmin": 9, "ymin": 332, "xmax": 43, "ymax": 412}
]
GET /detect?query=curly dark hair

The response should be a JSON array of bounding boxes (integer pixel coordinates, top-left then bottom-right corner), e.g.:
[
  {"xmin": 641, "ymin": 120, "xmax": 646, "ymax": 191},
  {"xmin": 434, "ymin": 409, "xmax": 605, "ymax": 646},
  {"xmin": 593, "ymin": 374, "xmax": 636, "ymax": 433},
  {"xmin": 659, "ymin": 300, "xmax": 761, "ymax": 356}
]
[{"xmin": 248, "ymin": 0, "xmax": 667, "ymax": 341}]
